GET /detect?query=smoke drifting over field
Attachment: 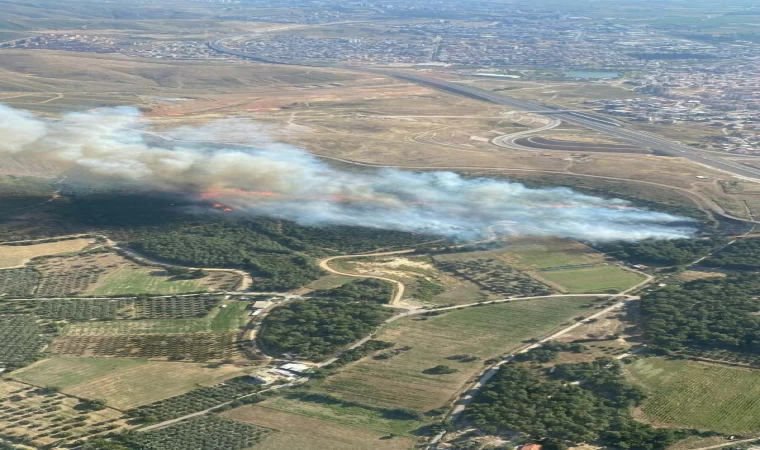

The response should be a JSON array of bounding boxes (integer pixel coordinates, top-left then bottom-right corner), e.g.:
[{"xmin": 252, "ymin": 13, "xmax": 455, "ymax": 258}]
[{"xmin": 0, "ymin": 105, "xmax": 694, "ymax": 241}]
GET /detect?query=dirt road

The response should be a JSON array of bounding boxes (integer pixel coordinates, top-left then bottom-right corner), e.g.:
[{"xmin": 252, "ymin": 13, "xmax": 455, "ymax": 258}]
[{"xmin": 318, "ymin": 249, "xmax": 416, "ymax": 305}]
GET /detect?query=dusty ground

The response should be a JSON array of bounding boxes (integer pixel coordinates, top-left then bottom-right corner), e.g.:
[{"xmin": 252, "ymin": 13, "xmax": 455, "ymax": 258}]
[
  {"xmin": 0, "ymin": 238, "xmax": 93, "ymax": 268},
  {"xmin": 222, "ymin": 404, "xmax": 418, "ymax": 450},
  {"xmin": 2, "ymin": 49, "xmax": 759, "ymax": 222},
  {"xmin": 11, "ymin": 357, "xmax": 247, "ymax": 410}
]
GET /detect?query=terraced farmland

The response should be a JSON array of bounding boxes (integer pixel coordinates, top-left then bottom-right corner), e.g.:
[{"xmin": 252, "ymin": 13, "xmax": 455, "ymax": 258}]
[{"xmin": 625, "ymin": 358, "xmax": 760, "ymax": 434}]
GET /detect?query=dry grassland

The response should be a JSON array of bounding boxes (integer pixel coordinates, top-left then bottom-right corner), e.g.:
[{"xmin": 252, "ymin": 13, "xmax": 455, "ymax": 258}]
[
  {"xmin": 3, "ymin": 50, "xmax": 755, "ymax": 221},
  {"xmin": 0, "ymin": 238, "xmax": 93, "ymax": 269},
  {"xmin": 316, "ymin": 296, "xmax": 599, "ymax": 411},
  {"xmin": 11, "ymin": 357, "xmax": 246, "ymax": 410},
  {"xmin": 223, "ymin": 404, "xmax": 417, "ymax": 450}
]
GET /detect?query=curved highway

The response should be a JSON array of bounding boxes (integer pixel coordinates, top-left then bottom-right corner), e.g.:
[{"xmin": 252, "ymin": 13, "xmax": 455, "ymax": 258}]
[
  {"xmin": 377, "ymin": 71, "xmax": 760, "ymax": 181},
  {"xmin": 208, "ymin": 36, "xmax": 760, "ymax": 181}
]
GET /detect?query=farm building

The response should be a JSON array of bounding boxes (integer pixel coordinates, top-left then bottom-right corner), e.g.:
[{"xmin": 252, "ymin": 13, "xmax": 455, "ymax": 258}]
[
  {"xmin": 279, "ymin": 363, "xmax": 311, "ymax": 375},
  {"xmin": 251, "ymin": 300, "xmax": 272, "ymax": 309}
]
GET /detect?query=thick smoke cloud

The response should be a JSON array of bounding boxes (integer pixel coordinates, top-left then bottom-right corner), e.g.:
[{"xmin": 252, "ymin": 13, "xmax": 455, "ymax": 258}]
[{"xmin": 0, "ymin": 105, "xmax": 695, "ymax": 241}]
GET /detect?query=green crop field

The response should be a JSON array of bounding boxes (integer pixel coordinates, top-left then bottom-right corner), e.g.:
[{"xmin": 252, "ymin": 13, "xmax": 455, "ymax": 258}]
[
  {"xmin": 90, "ymin": 268, "xmax": 207, "ymax": 296},
  {"xmin": 315, "ymin": 296, "xmax": 603, "ymax": 411},
  {"xmin": 538, "ymin": 265, "xmax": 644, "ymax": 293},
  {"xmin": 210, "ymin": 301, "xmax": 249, "ymax": 331},
  {"xmin": 500, "ymin": 237, "xmax": 605, "ymax": 270},
  {"xmin": 10, "ymin": 357, "xmax": 246, "ymax": 409},
  {"xmin": 625, "ymin": 358, "xmax": 760, "ymax": 434}
]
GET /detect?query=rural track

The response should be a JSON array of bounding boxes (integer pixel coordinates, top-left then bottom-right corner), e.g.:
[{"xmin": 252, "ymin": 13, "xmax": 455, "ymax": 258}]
[
  {"xmin": 429, "ymin": 294, "xmax": 643, "ymax": 447},
  {"xmin": 136, "ymin": 383, "xmax": 294, "ymax": 433},
  {"xmin": 318, "ymin": 249, "xmax": 416, "ymax": 305},
  {"xmin": 690, "ymin": 437, "xmax": 760, "ymax": 450}
]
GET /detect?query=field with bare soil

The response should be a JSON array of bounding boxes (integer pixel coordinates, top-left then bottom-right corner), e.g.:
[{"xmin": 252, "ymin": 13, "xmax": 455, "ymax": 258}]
[
  {"xmin": 12, "ymin": 357, "xmax": 247, "ymax": 410},
  {"xmin": 0, "ymin": 238, "xmax": 93, "ymax": 269},
  {"xmin": 223, "ymin": 403, "xmax": 417, "ymax": 450}
]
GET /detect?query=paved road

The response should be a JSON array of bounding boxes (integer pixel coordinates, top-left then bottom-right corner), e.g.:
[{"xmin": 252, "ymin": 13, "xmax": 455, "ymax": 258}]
[
  {"xmin": 378, "ymin": 71, "xmax": 760, "ymax": 182},
  {"xmin": 492, "ymin": 116, "xmax": 562, "ymax": 151}
]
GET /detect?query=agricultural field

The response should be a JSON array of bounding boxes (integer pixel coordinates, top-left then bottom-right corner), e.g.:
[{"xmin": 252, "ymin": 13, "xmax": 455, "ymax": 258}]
[
  {"xmin": 499, "ymin": 237, "xmax": 607, "ymax": 270},
  {"xmin": 251, "ymin": 394, "xmax": 421, "ymax": 435},
  {"xmin": 0, "ymin": 315, "xmax": 55, "ymax": 369},
  {"xmin": 0, "ymin": 379, "xmax": 127, "ymax": 448},
  {"xmin": 60, "ymin": 301, "xmax": 248, "ymax": 335},
  {"xmin": 11, "ymin": 357, "xmax": 247, "ymax": 410},
  {"xmin": 119, "ymin": 415, "xmax": 273, "ymax": 450},
  {"xmin": 48, "ymin": 332, "xmax": 241, "ymax": 362},
  {"xmin": 0, "ymin": 296, "xmax": 222, "ymax": 320},
  {"xmin": 32, "ymin": 251, "xmax": 236, "ymax": 297},
  {"xmin": 0, "ymin": 268, "xmax": 40, "ymax": 297},
  {"xmin": 223, "ymin": 403, "xmax": 417, "ymax": 450},
  {"xmin": 625, "ymin": 358, "xmax": 760, "ymax": 434},
  {"xmin": 129, "ymin": 376, "xmax": 263, "ymax": 423},
  {"xmin": 537, "ymin": 265, "xmax": 645, "ymax": 293},
  {"xmin": 315, "ymin": 296, "xmax": 603, "ymax": 411},
  {"xmin": 434, "ymin": 258, "xmax": 553, "ymax": 297},
  {"xmin": 0, "ymin": 238, "xmax": 93, "ymax": 269}
]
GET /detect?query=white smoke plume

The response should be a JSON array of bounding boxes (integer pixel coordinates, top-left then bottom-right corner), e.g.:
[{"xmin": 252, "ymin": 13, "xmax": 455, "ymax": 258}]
[{"xmin": 0, "ymin": 105, "xmax": 695, "ymax": 241}]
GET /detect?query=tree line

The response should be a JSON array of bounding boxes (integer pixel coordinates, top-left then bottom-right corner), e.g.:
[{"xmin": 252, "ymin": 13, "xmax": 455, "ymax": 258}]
[
  {"xmin": 466, "ymin": 358, "xmax": 688, "ymax": 450},
  {"xmin": 258, "ymin": 280, "xmax": 393, "ymax": 360},
  {"xmin": 639, "ymin": 274, "xmax": 759, "ymax": 356}
]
